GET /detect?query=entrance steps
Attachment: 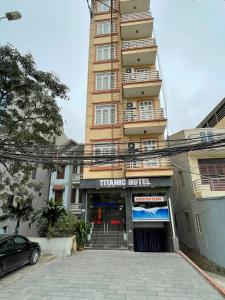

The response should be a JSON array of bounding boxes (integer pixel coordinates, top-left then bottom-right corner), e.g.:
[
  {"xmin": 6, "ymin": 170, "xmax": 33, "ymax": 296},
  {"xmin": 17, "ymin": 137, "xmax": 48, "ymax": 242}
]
[{"xmin": 88, "ymin": 230, "xmax": 127, "ymax": 250}]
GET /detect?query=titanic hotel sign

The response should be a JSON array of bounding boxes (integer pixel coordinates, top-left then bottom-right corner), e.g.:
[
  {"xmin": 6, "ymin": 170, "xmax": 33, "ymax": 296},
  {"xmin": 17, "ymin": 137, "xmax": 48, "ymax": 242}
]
[{"xmin": 99, "ymin": 178, "xmax": 152, "ymax": 188}]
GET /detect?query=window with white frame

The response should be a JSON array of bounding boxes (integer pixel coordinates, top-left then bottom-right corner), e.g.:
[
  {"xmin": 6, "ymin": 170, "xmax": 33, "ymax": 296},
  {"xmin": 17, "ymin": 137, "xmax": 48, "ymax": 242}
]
[
  {"xmin": 143, "ymin": 140, "xmax": 158, "ymax": 167},
  {"xmin": 96, "ymin": 20, "xmax": 115, "ymax": 35},
  {"xmin": 96, "ymin": 72, "xmax": 116, "ymax": 90},
  {"xmin": 95, "ymin": 104, "xmax": 116, "ymax": 125},
  {"xmin": 96, "ymin": 44, "xmax": 116, "ymax": 61},
  {"xmin": 94, "ymin": 143, "xmax": 117, "ymax": 164},
  {"xmin": 200, "ymin": 131, "xmax": 214, "ymax": 143},
  {"xmin": 97, "ymin": 0, "xmax": 110, "ymax": 12},
  {"xmin": 194, "ymin": 213, "xmax": 202, "ymax": 233}
]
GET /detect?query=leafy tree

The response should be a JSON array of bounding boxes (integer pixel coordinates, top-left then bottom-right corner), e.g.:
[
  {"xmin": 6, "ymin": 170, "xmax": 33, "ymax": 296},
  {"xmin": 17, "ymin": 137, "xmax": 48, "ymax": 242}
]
[
  {"xmin": 0, "ymin": 44, "xmax": 69, "ymax": 228},
  {"xmin": 32, "ymin": 199, "xmax": 66, "ymax": 237},
  {"xmin": 0, "ymin": 184, "xmax": 36, "ymax": 234}
]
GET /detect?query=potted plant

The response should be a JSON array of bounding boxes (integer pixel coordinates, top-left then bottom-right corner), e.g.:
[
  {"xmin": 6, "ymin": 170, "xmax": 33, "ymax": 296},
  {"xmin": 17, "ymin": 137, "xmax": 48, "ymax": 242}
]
[{"xmin": 76, "ymin": 219, "xmax": 90, "ymax": 251}]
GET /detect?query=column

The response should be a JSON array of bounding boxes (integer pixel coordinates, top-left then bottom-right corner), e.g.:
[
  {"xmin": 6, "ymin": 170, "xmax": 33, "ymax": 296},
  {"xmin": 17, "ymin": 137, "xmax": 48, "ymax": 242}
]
[{"xmin": 125, "ymin": 189, "xmax": 134, "ymax": 250}]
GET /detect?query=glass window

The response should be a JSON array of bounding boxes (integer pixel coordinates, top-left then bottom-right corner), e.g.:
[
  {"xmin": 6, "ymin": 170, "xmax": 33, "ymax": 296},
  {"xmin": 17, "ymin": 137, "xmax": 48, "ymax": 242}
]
[
  {"xmin": 96, "ymin": 72, "xmax": 116, "ymax": 90},
  {"xmin": 143, "ymin": 140, "xmax": 158, "ymax": 167},
  {"xmin": 0, "ymin": 238, "xmax": 14, "ymax": 251},
  {"xmin": 55, "ymin": 190, "xmax": 63, "ymax": 203},
  {"xmin": 31, "ymin": 168, "xmax": 37, "ymax": 180},
  {"xmin": 184, "ymin": 212, "xmax": 191, "ymax": 233},
  {"xmin": 97, "ymin": 0, "xmax": 110, "ymax": 12},
  {"xmin": 96, "ymin": 44, "xmax": 115, "ymax": 61},
  {"xmin": 96, "ymin": 20, "xmax": 115, "ymax": 35},
  {"xmin": 95, "ymin": 105, "xmax": 116, "ymax": 125},
  {"xmin": 94, "ymin": 143, "xmax": 117, "ymax": 164},
  {"xmin": 14, "ymin": 236, "xmax": 27, "ymax": 246},
  {"xmin": 200, "ymin": 131, "xmax": 214, "ymax": 143},
  {"xmin": 57, "ymin": 165, "xmax": 65, "ymax": 179}
]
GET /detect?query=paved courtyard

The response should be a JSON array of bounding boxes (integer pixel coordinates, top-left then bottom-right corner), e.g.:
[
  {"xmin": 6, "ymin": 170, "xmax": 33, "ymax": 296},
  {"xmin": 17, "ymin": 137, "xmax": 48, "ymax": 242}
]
[{"xmin": 0, "ymin": 251, "xmax": 224, "ymax": 300}]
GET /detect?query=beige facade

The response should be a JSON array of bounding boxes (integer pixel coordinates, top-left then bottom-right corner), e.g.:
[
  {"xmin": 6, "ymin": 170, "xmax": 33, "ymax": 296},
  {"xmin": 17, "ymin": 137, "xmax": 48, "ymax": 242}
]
[{"xmin": 84, "ymin": 0, "xmax": 172, "ymax": 180}]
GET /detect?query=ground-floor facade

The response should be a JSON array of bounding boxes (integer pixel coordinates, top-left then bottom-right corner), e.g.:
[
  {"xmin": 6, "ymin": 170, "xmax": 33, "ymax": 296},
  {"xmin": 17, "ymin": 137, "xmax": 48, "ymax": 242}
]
[{"xmin": 80, "ymin": 176, "xmax": 177, "ymax": 252}]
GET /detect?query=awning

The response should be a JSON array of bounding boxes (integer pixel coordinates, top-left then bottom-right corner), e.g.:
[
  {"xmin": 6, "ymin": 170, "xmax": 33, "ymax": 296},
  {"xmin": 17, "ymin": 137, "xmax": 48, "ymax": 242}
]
[{"xmin": 53, "ymin": 185, "xmax": 64, "ymax": 191}]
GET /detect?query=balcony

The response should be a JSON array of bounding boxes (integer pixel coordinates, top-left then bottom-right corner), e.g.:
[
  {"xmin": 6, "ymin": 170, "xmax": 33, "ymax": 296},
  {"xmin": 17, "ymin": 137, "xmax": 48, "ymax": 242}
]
[
  {"xmin": 120, "ymin": 0, "xmax": 150, "ymax": 15},
  {"xmin": 123, "ymin": 70, "xmax": 161, "ymax": 98},
  {"xmin": 70, "ymin": 203, "xmax": 82, "ymax": 214},
  {"xmin": 123, "ymin": 108, "xmax": 166, "ymax": 135},
  {"xmin": 126, "ymin": 157, "xmax": 173, "ymax": 178},
  {"xmin": 121, "ymin": 12, "xmax": 153, "ymax": 40},
  {"xmin": 193, "ymin": 178, "xmax": 225, "ymax": 198},
  {"xmin": 72, "ymin": 173, "xmax": 83, "ymax": 184},
  {"xmin": 122, "ymin": 38, "xmax": 157, "ymax": 66}
]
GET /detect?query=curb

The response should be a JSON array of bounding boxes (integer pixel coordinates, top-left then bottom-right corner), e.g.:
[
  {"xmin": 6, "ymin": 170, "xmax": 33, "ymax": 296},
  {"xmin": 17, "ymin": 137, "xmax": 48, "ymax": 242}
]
[{"xmin": 179, "ymin": 250, "xmax": 225, "ymax": 298}]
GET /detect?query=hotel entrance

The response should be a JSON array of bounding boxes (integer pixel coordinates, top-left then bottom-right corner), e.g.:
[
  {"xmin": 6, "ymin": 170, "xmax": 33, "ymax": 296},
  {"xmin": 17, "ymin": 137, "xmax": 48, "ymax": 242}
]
[{"xmin": 86, "ymin": 192, "xmax": 127, "ymax": 249}]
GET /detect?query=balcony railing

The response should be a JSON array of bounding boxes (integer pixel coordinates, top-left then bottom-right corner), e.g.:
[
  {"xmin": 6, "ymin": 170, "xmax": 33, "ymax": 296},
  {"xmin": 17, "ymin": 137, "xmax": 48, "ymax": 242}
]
[
  {"xmin": 194, "ymin": 178, "xmax": 225, "ymax": 193},
  {"xmin": 72, "ymin": 174, "xmax": 83, "ymax": 182},
  {"xmin": 121, "ymin": 11, "xmax": 152, "ymax": 22},
  {"xmin": 124, "ymin": 108, "xmax": 165, "ymax": 122},
  {"xmin": 122, "ymin": 38, "xmax": 156, "ymax": 50},
  {"xmin": 70, "ymin": 203, "xmax": 82, "ymax": 212},
  {"xmin": 126, "ymin": 157, "xmax": 171, "ymax": 169},
  {"xmin": 123, "ymin": 70, "xmax": 160, "ymax": 84}
]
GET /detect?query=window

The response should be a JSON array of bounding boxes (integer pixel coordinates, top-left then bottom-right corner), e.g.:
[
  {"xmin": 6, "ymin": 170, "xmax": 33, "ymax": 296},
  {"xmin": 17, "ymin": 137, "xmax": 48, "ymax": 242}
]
[
  {"xmin": 95, "ymin": 105, "xmax": 116, "ymax": 125},
  {"xmin": 200, "ymin": 131, "xmax": 214, "ymax": 143},
  {"xmin": 71, "ymin": 189, "xmax": 76, "ymax": 203},
  {"xmin": 194, "ymin": 213, "xmax": 202, "ymax": 233},
  {"xmin": 31, "ymin": 168, "xmax": 37, "ymax": 180},
  {"xmin": 94, "ymin": 143, "xmax": 117, "ymax": 164},
  {"xmin": 96, "ymin": 20, "xmax": 115, "ymax": 35},
  {"xmin": 14, "ymin": 236, "xmax": 28, "ymax": 246},
  {"xmin": 57, "ymin": 165, "xmax": 65, "ymax": 179},
  {"xmin": 96, "ymin": 72, "xmax": 116, "ymax": 90},
  {"xmin": 97, "ymin": 0, "xmax": 110, "ymax": 12},
  {"xmin": 143, "ymin": 140, "xmax": 158, "ymax": 167},
  {"xmin": 184, "ymin": 212, "xmax": 191, "ymax": 233},
  {"xmin": 96, "ymin": 44, "xmax": 116, "ymax": 61},
  {"xmin": 0, "ymin": 238, "xmax": 14, "ymax": 251},
  {"xmin": 55, "ymin": 190, "xmax": 63, "ymax": 202}
]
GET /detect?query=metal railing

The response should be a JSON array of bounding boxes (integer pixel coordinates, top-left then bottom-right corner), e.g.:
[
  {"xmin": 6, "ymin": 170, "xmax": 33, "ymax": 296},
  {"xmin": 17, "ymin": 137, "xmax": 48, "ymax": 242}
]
[
  {"xmin": 193, "ymin": 178, "xmax": 225, "ymax": 193},
  {"xmin": 72, "ymin": 174, "xmax": 83, "ymax": 182},
  {"xmin": 126, "ymin": 157, "xmax": 171, "ymax": 169},
  {"xmin": 121, "ymin": 11, "xmax": 152, "ymax": 22},
  {"xmin": 122, "ymin": 38, "xmax": 156, "ymax": 50},
  {"xmin": 123, "ymin": 70, "xmax": 160, "ymax": 83},
  {"xmin": 70, "ymin": 203, "xmax": 82, "ymax": 211},
  {"xmin": 124, "ymin": 108, "xmax": 165, "ymax": 122}
]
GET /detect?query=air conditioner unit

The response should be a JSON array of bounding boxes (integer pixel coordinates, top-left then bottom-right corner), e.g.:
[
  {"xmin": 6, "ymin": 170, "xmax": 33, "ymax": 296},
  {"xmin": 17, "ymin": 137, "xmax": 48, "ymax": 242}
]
[
  {"xmin": 127, "ymin": 102, "xmax": 137, "ymax": 109},
  {"xmin": 128, "ymin": 142, "xmax": 136, "ymax": 151}
]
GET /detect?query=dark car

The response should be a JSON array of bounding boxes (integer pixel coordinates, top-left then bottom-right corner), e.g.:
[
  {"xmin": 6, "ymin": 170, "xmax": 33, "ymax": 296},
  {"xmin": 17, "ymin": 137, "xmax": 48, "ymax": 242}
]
[{"xmin": 0, "ymin": 234, "xmax": 41, "ymax": 277}]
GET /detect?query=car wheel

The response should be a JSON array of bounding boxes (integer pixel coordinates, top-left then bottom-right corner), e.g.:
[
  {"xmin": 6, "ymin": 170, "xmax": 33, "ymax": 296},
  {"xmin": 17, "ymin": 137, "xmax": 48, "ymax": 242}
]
[{"xmin": 30, "ymin": 249, "xmax": 40, "ymax": 265}]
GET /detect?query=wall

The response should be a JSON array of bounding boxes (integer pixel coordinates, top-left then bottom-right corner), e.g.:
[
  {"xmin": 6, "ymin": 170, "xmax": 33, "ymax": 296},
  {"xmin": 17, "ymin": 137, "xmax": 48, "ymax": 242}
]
[
  {"xmin": 192, "ymin": 197, "xmax": 225, "ymax": 268},
  {"xmin": 0, "ymin": 166, "xmax": 50, "ymax": 236},
  {"xmin": 170, "ymin": 130, "xmax": 199, "ymax": 250}
]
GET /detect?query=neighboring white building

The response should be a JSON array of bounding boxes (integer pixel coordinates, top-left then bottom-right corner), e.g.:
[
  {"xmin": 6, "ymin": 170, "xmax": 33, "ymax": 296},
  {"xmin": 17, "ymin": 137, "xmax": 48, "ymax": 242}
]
[
  {"xmin": 170, "ymin": 127, "xmax": 225, "ymax": 268},
  {"xmin": 49, "ymin": 140, "xmax": 84, "ymax": 216}
]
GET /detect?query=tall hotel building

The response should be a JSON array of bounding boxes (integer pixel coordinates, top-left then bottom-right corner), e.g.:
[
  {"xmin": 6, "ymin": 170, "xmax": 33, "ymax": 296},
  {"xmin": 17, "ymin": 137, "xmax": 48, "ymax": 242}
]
[{"xmin": 80, "ymin": 0, "xmax": 175, "ymax": 251}]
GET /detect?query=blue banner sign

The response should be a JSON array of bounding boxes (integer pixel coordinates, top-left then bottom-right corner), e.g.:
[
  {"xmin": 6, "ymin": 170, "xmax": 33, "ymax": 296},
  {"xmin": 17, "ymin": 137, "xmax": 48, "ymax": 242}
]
[{"xmin": 132, "ymin": 206, "xmax": 170, "ymax": 222}]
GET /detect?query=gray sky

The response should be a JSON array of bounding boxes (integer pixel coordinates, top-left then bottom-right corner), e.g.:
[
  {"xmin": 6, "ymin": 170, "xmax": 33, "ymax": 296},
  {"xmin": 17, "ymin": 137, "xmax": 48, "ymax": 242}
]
[{"xmin": 1, "ymin": 0, "xmax": 225, "ymax": 142}]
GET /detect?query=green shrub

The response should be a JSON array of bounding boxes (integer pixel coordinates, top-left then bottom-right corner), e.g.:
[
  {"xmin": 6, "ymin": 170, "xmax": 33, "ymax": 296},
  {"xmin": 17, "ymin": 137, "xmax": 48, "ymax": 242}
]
[
  {"xmin": 48, "ymin": 213, "xmax": 78, "ymax": 238},
  {"xmin": 76, "ymin": 219, "xmax": 90, "ymax": 247}
]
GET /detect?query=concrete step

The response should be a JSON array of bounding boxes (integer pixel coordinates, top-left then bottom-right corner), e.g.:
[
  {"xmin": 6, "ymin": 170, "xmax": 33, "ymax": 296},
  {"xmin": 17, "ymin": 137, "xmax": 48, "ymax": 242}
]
[{"xmin": 90, "ymin": 244, "xmax": 127, "ymax": 250}]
